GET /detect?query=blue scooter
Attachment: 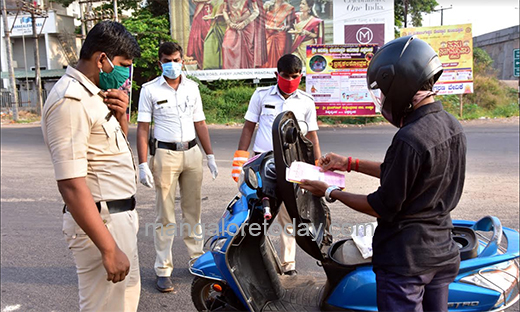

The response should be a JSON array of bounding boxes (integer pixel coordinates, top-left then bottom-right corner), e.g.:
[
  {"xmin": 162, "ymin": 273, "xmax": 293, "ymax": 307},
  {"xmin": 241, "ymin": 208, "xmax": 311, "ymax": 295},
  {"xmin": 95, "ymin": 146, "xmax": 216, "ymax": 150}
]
[{"xmin": 189, "ymin": 111, "xmax": 519, "ymax": 311}]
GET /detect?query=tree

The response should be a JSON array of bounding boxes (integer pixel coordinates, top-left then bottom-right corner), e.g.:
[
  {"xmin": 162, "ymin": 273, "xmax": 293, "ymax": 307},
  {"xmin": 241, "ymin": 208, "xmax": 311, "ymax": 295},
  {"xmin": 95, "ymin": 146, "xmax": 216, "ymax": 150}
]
[
  {"xmin": 121, "ymin": 8, "xmax": 170, "ymax": 107},
  {"xmin": 394, "ymin": 0, "xmax": 439, "ymax": 36}
]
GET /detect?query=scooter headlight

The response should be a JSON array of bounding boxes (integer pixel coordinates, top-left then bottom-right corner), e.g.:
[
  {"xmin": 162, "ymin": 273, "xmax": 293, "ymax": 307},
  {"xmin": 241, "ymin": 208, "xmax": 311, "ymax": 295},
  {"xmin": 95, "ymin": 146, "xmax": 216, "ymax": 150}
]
[
  {"xmin": 211, "ymin": 238, "xmax": 227, "ymax": 253},
  {"xmin": 460, "ymin": 260, "xmax": 519, "ymax": 308}
]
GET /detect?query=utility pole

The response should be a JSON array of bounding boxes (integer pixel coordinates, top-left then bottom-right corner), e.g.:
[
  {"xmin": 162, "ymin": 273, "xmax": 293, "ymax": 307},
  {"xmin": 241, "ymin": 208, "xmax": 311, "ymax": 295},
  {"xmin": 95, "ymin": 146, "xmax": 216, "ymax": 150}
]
[
  {"xmin": 79, "ymin": 2, "xmax": 86, "ymax": 40},
  {"xmin": 433, "ymin": 5, "xmax": 452, "ymax": 26},
  {"xmin": 404, "ymin": 0, "xmax": 408, "ymax": 28},
  {"xmin": 1, "ymin": 0, "xmax": 19, "ymax": 121},
  {"xmin": 113, "ymin": 0, "xmax": 118, "ymax": 22},
  {"xmin": 31, "ymin": 11, "xmax": 43, "ymax": 115},
  {"xmin": 15, "ymin": 0, "xmax": 47, "ymax": 116}
]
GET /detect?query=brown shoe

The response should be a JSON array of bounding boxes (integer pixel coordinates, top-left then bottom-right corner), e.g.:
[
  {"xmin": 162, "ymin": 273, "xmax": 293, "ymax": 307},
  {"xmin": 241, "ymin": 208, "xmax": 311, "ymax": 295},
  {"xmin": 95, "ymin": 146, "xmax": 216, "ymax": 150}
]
[{"xmin": 156, "ymin": 276, "xmax": 174, "ymax": 292}]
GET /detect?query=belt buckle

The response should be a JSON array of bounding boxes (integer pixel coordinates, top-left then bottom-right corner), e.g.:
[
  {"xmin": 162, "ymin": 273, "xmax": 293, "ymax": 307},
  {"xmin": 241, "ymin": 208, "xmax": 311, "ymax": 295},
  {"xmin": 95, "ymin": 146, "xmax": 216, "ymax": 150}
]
[{"xmin": 176, "ymin": 142, "xmax": 184, "ymax": 150}]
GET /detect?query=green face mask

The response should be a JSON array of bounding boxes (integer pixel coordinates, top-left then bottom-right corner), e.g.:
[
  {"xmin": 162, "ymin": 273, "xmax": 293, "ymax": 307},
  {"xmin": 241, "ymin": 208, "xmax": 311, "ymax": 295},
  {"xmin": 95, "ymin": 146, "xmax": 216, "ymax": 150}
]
[{"xmin": 99, "ymin": 56, "xmax": 130, "ymax": 90}]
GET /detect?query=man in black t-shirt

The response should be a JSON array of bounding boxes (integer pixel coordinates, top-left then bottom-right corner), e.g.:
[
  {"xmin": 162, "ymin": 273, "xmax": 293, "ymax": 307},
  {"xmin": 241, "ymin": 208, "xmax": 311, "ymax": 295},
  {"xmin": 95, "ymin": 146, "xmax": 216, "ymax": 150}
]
[{"xmin": 300, "ymin": 36, "xmax": 466, "ymax": 311}]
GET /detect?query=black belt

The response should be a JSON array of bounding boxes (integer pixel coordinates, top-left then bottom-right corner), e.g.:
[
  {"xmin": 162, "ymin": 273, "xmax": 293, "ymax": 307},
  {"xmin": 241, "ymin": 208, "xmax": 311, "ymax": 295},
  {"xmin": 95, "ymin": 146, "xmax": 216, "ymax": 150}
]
[
  {"xmin": 158, "ymin": 139, "xmax": 197, "ymax": 151},
  {"xmin": 63, "ymin": 196, "xmax": 136, "ymax": 214}
]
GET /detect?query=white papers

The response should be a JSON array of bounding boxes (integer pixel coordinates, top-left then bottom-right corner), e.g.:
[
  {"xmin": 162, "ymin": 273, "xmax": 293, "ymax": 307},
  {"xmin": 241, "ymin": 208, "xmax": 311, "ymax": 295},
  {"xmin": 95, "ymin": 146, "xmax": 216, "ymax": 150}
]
[{"xmin": 286, "ymin": 161, "xmax": 345, "ymax": 188}]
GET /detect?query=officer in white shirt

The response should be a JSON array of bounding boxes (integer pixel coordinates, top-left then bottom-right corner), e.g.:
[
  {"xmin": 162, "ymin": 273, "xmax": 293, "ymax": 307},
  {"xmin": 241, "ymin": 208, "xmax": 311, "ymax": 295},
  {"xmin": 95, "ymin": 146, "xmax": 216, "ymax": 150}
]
[
  {"xmin": 136, "ymin": 42, "xmax": 218, "ymax": 293},
  {"xmin": 232, "ymin": 54, "xmax": 322, "ymax": 275}
]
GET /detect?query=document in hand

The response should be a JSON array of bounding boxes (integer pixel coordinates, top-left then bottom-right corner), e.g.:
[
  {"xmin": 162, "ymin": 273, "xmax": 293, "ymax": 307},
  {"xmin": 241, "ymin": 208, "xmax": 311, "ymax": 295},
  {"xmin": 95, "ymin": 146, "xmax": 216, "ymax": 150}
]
[{"xmin": 286, "ymin": 161, "xmax": 345, "ymax": 189}]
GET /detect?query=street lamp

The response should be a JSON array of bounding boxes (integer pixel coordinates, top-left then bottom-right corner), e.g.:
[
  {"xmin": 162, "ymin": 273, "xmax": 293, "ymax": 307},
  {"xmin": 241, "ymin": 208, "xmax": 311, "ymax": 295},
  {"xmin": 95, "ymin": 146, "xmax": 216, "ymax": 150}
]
[{"xmin": 433, "ymin": 5, "xmax": 452, "ymax": 26}]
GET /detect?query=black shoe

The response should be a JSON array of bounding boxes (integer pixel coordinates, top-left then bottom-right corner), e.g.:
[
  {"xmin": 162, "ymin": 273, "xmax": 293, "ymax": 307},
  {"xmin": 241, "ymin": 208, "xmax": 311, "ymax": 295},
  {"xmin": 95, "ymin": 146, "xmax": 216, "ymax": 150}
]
[
  {"xmin": 284, "ymin": 270, "xmax": 297, "ymax": 276},
  {"xmin": 156, "ymin": 276, "xmax": 174, "ymax": 293}
]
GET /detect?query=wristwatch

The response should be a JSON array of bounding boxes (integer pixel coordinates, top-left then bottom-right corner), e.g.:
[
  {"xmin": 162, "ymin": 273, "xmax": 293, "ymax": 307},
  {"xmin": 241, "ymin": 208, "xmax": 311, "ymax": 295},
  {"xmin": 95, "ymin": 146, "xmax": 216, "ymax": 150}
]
[{"xmin": 325, "ymin": 186, "xmax": 341, "ymax": 203}]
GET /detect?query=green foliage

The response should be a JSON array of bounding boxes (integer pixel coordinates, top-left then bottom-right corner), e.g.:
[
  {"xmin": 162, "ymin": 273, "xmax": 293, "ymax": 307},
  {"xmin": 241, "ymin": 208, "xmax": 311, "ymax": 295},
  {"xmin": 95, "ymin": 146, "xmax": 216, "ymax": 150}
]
[
  {"xmin": 464, "ymin": 76, "xmax": 517, "ymax": 111},
  {"xmin": 437, "ymin": 48, "xmax": 518, "ymax": 119},
  {"xmin": 394, "ymin": 0, "xmax": 438, "ymax": 35},
  {"xmin": 50, "ymin": 0, "xmax": 75, "ymax": 9},
  {"xmin": 473, "ymin": 47, "xmax": 495, "ymax": 76},
  {"xmin": 200, "ymin": 85, "xmax": 255, "ymax": 124},
  {"xmin": 122, "ymin": 11, "xmax": 171, "ymax": 83}
]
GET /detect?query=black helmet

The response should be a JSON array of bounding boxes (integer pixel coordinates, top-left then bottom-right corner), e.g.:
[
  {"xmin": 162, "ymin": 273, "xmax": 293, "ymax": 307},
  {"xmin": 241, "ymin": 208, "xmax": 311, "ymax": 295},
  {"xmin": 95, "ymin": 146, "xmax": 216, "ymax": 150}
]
[{"xmin": 366, "ymin": 35, "xmax": 443, "ymax": 127}]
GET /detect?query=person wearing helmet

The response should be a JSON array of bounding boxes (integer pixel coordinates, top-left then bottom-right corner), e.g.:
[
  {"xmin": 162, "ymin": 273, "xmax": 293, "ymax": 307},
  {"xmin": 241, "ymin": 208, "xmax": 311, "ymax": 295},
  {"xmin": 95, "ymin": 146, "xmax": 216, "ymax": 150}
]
[{"xmin": 299, "ymin": 36, "xmax": 466, "ymax": 311}]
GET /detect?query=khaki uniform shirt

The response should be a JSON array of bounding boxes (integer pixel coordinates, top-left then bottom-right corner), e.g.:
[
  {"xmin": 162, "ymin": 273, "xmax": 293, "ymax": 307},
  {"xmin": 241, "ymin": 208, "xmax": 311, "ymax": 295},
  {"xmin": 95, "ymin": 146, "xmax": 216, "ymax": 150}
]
[{"xmin": 42, "ymin": 66, "xmax": 136, "ymax": 202}]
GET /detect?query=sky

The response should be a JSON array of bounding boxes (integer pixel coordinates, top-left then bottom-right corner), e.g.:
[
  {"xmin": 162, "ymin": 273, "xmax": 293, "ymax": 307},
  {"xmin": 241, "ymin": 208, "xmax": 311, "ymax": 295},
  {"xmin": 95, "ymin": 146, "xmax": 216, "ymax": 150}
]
[{"xmin": 421, "ymin": 0, "xmax": 519, "ymax": 37}]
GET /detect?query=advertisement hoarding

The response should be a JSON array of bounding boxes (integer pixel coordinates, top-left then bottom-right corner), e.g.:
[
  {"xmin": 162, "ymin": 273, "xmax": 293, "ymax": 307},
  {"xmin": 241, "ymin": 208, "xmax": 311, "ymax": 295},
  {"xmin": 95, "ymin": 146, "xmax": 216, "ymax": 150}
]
[
  {"xmin": 306, "ymin": 44, "xmax": 378, "ymax": 116},
  {"xmin": 185, "ymin": 0, "xmax": 393, "ymax": 81},
  {"xmin": 401, "ymin": 24, "xmax": 474, "ymax": 95}
]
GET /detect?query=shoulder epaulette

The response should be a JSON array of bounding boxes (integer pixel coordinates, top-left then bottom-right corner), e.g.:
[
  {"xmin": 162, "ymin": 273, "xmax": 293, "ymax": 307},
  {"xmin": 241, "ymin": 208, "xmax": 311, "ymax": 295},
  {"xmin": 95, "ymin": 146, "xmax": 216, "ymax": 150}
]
[
  {"xmin": 142, "ymin": 76, "xmax": 161, "ymax": 88},
  {"xmin": 63, "ymin": 78, "xmax": 84, "ymax": 101}
]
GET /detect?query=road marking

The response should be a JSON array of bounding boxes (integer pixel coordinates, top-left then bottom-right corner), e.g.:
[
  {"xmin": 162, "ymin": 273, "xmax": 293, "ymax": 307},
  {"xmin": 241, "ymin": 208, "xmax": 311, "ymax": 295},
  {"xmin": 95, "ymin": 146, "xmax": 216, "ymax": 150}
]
[{"xmin": 2, "ymin": 305, "xmax": 21, "ymax": 312}]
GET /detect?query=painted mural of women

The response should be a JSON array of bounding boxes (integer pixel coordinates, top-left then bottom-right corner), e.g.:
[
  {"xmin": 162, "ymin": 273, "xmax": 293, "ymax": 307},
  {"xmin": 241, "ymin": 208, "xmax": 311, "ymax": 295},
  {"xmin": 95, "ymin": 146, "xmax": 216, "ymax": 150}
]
[
  {"xmin": 203, "ymin": 0, "xmax": 227, "ymax": 69},
  {"xmin": 187, "ymin": 0, "xmax": 213, "ymax": 69},
  {"xmin": 289, "ymin": 0, "xmax": 323, "ymax": 64},
  {"xmin": 221, "ymin": 0, "xmax": 267, "ymax": 69},
  {"xmin": 262, "ymin": 0, "xmax": 295, "ymax": 68}
]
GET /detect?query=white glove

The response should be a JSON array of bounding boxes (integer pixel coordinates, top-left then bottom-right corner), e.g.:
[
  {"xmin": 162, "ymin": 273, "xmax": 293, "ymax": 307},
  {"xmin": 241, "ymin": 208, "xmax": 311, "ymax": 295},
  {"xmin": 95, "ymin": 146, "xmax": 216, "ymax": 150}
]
[
  {"xmin": 138, "ymin": 162, "xmax": 154, "ymax": 188},
  {"xmin": 206, "ymin": 154, "xmax": 218, "ymax": 180}
]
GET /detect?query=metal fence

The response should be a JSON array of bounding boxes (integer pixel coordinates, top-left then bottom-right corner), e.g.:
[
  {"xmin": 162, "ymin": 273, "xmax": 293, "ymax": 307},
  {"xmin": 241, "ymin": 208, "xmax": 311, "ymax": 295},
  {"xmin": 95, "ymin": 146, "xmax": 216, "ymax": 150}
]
[{"xmin": 0, "ymin": 89, "xmax": 48, "ymax": 113}]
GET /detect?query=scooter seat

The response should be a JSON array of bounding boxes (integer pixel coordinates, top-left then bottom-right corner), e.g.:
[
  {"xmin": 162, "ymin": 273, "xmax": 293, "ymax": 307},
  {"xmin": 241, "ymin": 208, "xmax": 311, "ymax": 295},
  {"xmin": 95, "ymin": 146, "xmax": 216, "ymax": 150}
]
[{"xmin": 330, "ymin": 239, "xmax": 372, "ymax": 266}]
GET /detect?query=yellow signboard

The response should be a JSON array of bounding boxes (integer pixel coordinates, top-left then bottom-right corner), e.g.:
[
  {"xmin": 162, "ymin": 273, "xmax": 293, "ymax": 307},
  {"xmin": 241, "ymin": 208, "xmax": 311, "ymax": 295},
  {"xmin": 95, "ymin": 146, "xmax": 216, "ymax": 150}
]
[{"xmin": 401, "ymin": 24, "xmax": 474, "ymax": 95}]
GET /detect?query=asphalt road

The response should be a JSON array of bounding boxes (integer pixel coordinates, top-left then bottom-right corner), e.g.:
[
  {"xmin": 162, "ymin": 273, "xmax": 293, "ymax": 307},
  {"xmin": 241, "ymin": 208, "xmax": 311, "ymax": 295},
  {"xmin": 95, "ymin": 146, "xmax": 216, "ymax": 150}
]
[{"xmin": 1, "ymin": 120, "xmax": 519, "ymax": 312}]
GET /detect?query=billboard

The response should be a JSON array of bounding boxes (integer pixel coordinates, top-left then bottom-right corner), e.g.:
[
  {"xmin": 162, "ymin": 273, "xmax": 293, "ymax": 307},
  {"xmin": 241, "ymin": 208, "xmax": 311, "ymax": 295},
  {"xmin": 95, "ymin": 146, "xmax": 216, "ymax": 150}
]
[
  {"xmin": 333, "ymin": 0, "xmax": 394, "ymax": 46},
  {"xmin": 183, "ymin": 0, "xmax": 394, "ymax": 80},
  {"xmin": 5, "ymin": 13, "xmax": 56, "ymax": 37},
  {"xmin": 401, "ymin": 24, "xmax": 474, "ymax": 95},
  {"xmin": 306, "ymin": 44, "xmax": 378, "ymax": 116}
]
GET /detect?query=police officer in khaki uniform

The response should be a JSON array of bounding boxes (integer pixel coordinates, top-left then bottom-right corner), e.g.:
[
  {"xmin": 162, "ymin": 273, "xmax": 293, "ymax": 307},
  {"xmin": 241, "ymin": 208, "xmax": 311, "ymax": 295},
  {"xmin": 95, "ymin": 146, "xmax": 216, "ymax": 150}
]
[
  {"xmin": 41, "ymin": 21, "xmax": 141, "ymax": 311},
  {"xmin": 136, "ymin": 42, "xmax": 218, "ymax": 293}
]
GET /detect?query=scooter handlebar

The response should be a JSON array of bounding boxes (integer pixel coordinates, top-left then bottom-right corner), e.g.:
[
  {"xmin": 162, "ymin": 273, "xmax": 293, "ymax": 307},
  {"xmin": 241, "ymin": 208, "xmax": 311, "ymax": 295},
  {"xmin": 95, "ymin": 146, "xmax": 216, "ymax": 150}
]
[{"xmin": 262, "ymin": 197, "xmax": 272, "ymax": 220}]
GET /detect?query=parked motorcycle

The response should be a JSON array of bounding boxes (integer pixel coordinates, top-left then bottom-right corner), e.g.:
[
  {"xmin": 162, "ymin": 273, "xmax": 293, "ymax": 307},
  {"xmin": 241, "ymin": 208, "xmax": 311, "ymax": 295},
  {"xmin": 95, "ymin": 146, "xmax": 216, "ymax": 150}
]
[{"xmin": 189, "ymin": 111, "xmax": 519, "ymax": 311}]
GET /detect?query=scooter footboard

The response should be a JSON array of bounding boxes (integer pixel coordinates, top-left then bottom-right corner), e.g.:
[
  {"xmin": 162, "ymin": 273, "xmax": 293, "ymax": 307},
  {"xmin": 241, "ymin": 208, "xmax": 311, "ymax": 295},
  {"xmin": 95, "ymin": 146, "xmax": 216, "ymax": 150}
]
[{"xmin": 227, "ymin": 217, "xmax": 285, "ymax": 311}]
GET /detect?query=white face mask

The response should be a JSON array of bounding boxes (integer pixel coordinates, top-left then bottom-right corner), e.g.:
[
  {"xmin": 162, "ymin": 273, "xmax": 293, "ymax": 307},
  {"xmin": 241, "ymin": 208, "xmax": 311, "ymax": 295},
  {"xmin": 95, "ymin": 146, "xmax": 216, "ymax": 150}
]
[{"xmin": 161, "ymin": 61, "xmax": 183, "ymax": 79}]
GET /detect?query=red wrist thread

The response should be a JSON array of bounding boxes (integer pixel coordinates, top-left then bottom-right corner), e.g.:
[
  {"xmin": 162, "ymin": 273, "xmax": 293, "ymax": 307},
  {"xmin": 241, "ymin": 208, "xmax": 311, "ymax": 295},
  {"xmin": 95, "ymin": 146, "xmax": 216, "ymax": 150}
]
[
  {"xmin": 346, "ymin": 157, "xmax": 352, "ymax": 172},
  {"xmin": 355, "ymin": 158, "xmax": 360, "ymax": 171}
]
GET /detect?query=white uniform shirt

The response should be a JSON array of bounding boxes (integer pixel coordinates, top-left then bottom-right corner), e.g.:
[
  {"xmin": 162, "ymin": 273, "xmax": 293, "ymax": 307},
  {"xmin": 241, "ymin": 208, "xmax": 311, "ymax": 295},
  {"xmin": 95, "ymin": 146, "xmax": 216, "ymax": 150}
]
[
  {"xmin": 244, "ymin": 85, "xmax": 319, "ymax": 153},
  {"xmin": 137, "ymin": 74, "xmax": 206, "ymax": 142}
]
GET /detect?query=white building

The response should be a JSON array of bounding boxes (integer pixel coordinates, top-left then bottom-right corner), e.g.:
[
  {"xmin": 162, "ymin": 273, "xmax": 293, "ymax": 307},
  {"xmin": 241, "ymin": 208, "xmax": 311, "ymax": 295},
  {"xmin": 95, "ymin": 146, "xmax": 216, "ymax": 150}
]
[{"xmin": 1, "ymin": 2, "xmax": 82, "ymax": 110}]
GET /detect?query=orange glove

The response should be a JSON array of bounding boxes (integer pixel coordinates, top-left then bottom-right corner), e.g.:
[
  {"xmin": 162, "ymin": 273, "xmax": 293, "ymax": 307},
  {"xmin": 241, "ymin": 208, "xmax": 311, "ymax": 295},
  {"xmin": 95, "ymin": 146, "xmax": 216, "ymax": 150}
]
[{"xmin": 232, "ymin": 150, "xmax": 250, "ymax": 182}]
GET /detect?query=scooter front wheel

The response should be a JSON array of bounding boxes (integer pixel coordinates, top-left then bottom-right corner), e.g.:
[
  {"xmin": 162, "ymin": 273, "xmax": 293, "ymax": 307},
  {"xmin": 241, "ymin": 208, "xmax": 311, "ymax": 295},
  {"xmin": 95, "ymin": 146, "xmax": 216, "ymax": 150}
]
[{"xmin": 191, "ymin": 277, "xmax": 229, "ymax": 311}]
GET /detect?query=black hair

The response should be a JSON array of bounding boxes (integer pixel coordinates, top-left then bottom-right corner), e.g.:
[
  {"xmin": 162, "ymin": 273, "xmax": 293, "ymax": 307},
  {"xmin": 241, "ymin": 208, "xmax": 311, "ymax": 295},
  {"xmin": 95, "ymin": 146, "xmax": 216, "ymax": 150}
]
[
  {"xmin": 158, "ymin": 42, "xmax": 183, "ymax": 59},
  {"xmin": 419, "ymin": 76, "xmax": 436, "ymax": 91},
  {"xmin": 80, "ymin": 21, "xmax": 140, "ymax": 60},
  {"xmin": 304, "ymin": 0, "xmax": 317, "ymax": 16},
  {"xmin": 277, "ymin": 54, "xmax": 302, "ymax": 74}
]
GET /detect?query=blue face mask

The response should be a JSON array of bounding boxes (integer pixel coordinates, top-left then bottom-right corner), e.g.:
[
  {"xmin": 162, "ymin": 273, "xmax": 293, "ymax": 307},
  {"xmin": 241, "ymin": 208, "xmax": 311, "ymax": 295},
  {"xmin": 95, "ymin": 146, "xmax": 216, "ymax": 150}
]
[
  {"xmin": 99, "ymin": 56, "xmax": 130, "ymax": 90},
  {"xmin": 161, "ymin": 61, "xmax": 183, "ymax": 79}
]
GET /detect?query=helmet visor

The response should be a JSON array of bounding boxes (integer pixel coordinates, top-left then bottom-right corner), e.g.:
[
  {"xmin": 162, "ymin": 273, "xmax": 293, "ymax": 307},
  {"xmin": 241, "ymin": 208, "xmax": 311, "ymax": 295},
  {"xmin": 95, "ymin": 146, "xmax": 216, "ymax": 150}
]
[{"xmin": 368, "ymin": 88, "xmax": 384, "ymax": 113}]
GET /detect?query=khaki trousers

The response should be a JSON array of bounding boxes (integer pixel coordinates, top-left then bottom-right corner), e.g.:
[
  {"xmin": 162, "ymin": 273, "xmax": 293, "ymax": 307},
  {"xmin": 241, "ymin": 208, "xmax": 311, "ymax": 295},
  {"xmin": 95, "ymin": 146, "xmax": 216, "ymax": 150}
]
[
  {"xmin": 152, "ymin": 146, "xmax": 204, "ymax": 277},
  {"xmin": 63, "ymin": 204, "xmax": 141, "ymax": 312},
  {"xmin": 277, "ymin": 204, "xmax": 296, "ymax": 271}
]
